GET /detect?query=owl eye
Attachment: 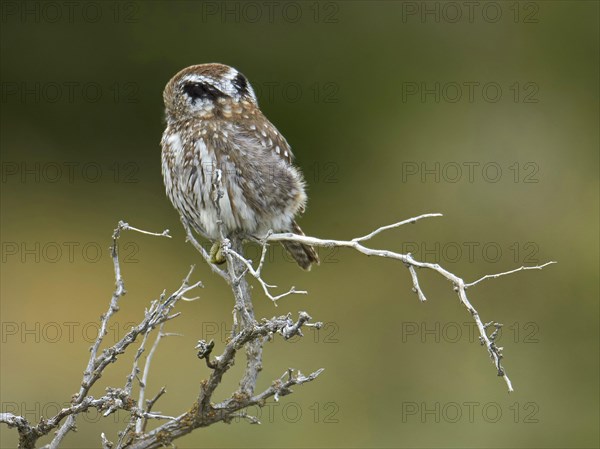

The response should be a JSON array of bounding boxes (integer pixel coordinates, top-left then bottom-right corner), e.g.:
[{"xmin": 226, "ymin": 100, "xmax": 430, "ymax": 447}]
[{"xmin": 183, "ymin": 82, "xmax": 224, "ymax": 102}]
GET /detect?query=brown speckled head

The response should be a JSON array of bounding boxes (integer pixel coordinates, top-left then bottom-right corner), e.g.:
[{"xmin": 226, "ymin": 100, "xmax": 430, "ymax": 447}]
[{"xmin": 163, "ymin": 63, "xmax": 257, "ymax": 121}]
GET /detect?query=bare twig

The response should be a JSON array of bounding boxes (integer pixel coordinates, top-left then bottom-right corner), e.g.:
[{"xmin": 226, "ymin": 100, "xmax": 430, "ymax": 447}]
[
  {"xmin": 197, "ymin": 311, "xmax": 321, "ymax": 412},
  {"xmin": 118, "ymin": 221, "xmax": 172, "ymax": 239},
  {"xmin": 101, "ymin": 432, "xmax": 114, "ymax": 449},
  {"xmin": 135, "ymin": 324, "xmax": 172, "ymax": 433},
  {"xmin": 465, "ymin": 261, "xmax": 557, "ymax": 288},
  {"xmin": 226, "ymin": 248, "xmax": 307, "ymax": 304},
  {"xmin": 264, "ymin": 217, "xmax": 556, "ymax": 392},
  {"xmin": 407, "ymin": 260, "xmax": 427, "ymax": 302},
  {"xmin": 44, "ymin": 222, "xmax": 132, "ymax": 449},
  {"xmin": 227, "ymin": 412, "xmax": 261, "ymax": 425},
  {"xmin": 352, "ymin": 212, "xmax": 443, "ymax": 242},
  {"xmin": 40, "ymin": 225, "xmax": 201, "ymax": 449},
  {"xmin": 0, "ymin": 413, "xmax": 36, "ymax": 449},
  {"xmin": 140, "ymin": 387, "xmax": 168, "ymax": 433},
  {"xmin": 127, "ymin": 312, "xmax": 323, "ymax": 449}
]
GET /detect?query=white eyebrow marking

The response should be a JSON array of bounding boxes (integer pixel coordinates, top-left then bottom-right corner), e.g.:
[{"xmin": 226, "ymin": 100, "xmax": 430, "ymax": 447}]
[
  {"xmin": 181, "ymin": 74, "xmax": 212, "ymax": 85},
  {"xmin": 180, "ymin": 72, "xmax": 238, "ymax": 98},
  {"xmin": 224, "ymin": 66, "xmax": 239, "ymax": 80},
  {"xmin": 180, "ymin": 66, "xmax": 258, "ymax": 104}
]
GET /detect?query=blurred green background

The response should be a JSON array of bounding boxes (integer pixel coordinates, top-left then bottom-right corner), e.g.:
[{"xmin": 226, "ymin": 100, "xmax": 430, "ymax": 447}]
[{"xmin": 1, "ymin": 1, "xmax": 598, "ymax": 448}]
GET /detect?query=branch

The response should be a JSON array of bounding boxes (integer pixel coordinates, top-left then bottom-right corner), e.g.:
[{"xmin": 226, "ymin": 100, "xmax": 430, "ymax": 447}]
[
  {"xmin": 265, "ymin": 216, "xmax": 556, "ymax": 392},
  {"xmin": 407, "ymin": 259, "xmax": 427, "ymax": 302},
  {"xmin": 226, "ymin": 244, "xmax": 307, "ymax": 304},
  {"xmin": 3, "ymin": 216, "xmax": 322, "ymax": 449},
  {"xmin": 197, "ymin": 311, "xmax": 322, "ymax": 411},
  {"xmin": 352, "ymin": 212, "xmax": 443, "ymax": 242},
  {"xmin": 127, "ymin": 312, "xmax": 323, "ymax": 449},
  {"xmin": 40, "ymin": 224, "xmax": 200, "ymax": 449},
  {"xmin": 0, "ymin": 413, "xmax": 37, "ymax": 449},
  {"xmin": 141, "ymin": 387, "xmax": 167, "ymax": 433},
  {"xmin": 124, "ymin": 312, "xmax": 322, "ymax": 449},
  {"xmin": 2, "ymin": 205, "xmax": 555, "ymax": 449},
  {"xmin": 247, "ymin": 367, "xmax": 325, "ymax": 404},
  {"xmin": 119, "ymin": 221, "xmax": 172, "ymax": 238},
  {"xmin": 465, "ymin": 261, "xmax": 557, "ymax": 288},
  {"xmin": 209, "ymin": 169, "xmax": 264, "ymax": 398},
  {"xmin": 135, "ymin": 324, "xmax": 176, "ymax": 434}
]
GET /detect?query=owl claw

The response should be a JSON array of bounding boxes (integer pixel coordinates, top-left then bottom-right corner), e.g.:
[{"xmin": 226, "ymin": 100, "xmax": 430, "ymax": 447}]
[{"xmin": 209, "ymin": 242, "xmax": 227, "ymax": 265}]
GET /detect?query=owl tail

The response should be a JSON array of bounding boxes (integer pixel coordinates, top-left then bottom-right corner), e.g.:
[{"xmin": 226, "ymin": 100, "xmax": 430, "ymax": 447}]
[{"xmin": 281, "ymin": 220, "xmax": 320, "ymax": 270}]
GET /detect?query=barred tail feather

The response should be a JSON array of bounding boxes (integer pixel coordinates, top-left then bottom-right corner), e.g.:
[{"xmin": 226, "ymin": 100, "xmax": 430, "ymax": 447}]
[{"xmin": 281, "ymin": 221, "xmax": 320, "ymax": 270}]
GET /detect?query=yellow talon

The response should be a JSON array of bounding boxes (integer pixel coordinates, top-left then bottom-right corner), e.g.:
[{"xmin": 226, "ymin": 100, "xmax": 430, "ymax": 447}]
[{"xmin": 209, "ymin": 242, "xmax": 226, "ymax": 265}]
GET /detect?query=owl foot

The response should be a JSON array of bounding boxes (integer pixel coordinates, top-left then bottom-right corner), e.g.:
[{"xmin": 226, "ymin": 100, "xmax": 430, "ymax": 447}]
[{"xmin": 209, "ymin": 241, "xmax": 226, "ymax": 265}]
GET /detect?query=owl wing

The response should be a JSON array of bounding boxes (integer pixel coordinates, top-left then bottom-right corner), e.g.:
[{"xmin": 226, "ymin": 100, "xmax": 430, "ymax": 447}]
[
  {"xmin": 231, "ymin": 111, "xmax": 295, "ymax": 166},
  {"xmin": 219, "ymin": 113, "xmax": 307, "ymax": 217}
]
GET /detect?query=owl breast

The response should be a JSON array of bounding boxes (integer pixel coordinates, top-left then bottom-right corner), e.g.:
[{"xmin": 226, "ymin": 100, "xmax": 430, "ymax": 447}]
[{"xmin": 161, "ymin": 119, "xmax": 307, "ymax": 240}]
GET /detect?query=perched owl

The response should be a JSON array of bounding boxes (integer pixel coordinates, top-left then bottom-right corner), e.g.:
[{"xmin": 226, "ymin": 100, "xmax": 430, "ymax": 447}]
[{"xmin": 161, "ymin": 63, "xmax": 319, "ymax": 270}]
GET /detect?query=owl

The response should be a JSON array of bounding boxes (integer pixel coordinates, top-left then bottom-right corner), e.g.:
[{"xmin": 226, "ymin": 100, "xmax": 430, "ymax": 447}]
[{"xmin": 161, "ymin": 63, "xmax": 319, "ymax": 270}]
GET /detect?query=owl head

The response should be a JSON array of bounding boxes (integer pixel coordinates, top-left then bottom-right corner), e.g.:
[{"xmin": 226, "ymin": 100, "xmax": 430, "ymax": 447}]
[{"xmin": 163, "ymin": 63, "xmax": 258, "ymax": 121}]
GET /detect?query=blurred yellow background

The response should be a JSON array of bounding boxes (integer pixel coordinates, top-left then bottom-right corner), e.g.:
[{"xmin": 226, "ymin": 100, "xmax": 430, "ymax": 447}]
[{"xmin": 1, "ymin": 1, "xmax": 598, "ymax": 448}]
